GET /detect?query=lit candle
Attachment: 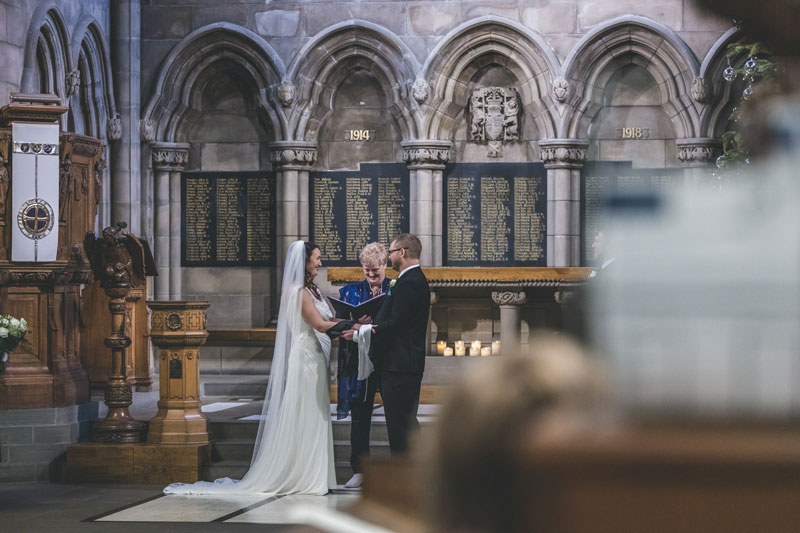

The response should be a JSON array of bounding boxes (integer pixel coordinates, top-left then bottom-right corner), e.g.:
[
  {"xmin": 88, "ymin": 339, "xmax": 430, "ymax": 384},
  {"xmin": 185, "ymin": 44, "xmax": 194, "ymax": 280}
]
[
  {"xmin": 454, "ymin": 340, "xmax": 466, "ymax": 357},
  {"xmin": 437, "ymin": 341, "xmax": 447, "ymax": 355},
  {"xmin": 491, "ymin": 340, "xmax": 501, "ymax": 355},
  {"xmin": 469, "ymin": 346, "xmax": 480, "ymax": 356},
  {"xmin": 443, "ymin": 347, "xmax": 454, "ymax": 357},
  {"xmin": 471, "ymin": 340, "xmax": 482, "ymax": 352},
  {"xmin": 480, "ymin": 346, "xmax": 491, "ymax": 357}
]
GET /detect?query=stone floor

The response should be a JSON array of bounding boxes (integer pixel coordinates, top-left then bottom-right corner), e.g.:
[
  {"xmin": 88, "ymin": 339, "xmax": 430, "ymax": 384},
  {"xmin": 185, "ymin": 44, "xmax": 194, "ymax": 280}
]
[{"xmin": 0, "ymin": 482, "xmax": 387, "ymax": 532}]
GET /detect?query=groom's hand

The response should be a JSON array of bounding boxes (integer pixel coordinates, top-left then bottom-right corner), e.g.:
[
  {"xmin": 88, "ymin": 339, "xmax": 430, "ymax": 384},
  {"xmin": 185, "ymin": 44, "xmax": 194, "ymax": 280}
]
[{"xmin": 357, "ymin": 314, "xmax": 371, "ymax": 324}]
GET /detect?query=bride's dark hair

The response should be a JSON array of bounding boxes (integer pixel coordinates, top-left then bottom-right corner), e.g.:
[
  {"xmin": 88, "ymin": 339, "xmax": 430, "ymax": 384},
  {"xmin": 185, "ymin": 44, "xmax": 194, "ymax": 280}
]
[{"xmin": 304, "ymin": 241, "xmax": 321, "ymax": 298}]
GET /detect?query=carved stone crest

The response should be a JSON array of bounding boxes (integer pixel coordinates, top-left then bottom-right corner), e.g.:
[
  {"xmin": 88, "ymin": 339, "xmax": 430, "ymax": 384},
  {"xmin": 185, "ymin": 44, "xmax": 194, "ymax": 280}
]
[
  {"xmin": 140, "ymin": 118, "xmax": 155, "ymax": 142},
  {"xmin": 412, "ymin": 79, "xmax": 429, "ymax": 104},
  {"xmin": 107, "ymin": 114, "xmax": 122, "ymax": 140},
  {"xmin": 278, "ymin": 80, "xmax": 295, "ymax": 107},
  {"xmin": 66, "ymin": 69, "xmax": 81, "ymax": 97},
  {"xmin": 552, "ymin": 77, "xmax": 569, "ymax": 102},
  {"xmin": 691, "ymin": 77, "xmax": 707, "ymax": 103},
  {"xmin": 469, "ymin": 87, "xmax": 521, "ymax": 157}
]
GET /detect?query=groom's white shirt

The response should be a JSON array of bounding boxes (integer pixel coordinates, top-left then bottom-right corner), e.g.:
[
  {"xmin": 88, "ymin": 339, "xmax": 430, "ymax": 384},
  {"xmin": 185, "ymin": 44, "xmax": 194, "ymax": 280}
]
[{"xmin": 397, "ymin": 263, "xmax": 420, "ymax": 280}]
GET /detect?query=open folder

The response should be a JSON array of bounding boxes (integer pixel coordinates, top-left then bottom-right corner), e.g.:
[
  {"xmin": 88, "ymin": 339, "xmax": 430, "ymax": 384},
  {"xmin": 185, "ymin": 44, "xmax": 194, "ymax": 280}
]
[{"xmin": 328, "ymin": 293, "xmax": 387, "ymax": 319}]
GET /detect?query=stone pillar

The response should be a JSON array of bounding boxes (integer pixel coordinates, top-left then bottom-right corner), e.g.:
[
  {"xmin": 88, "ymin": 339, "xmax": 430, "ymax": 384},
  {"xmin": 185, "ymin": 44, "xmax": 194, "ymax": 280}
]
[
  {"xmin": 492, "ymin": 290, "xmax": 527, "ymax": 356},
  {"xmin": 110, "ymin": 0, "xmax": 141, "ymax": 233},
  {"xmin": 269, "ymin": 142, "xmax": 317, "ymax": 267},
  {"xmin": 150, "ymin": 143, "xmax": 189, "ymax": 300},
  {"xmin": 677, "ymin": 138, "xmax": 721, "ymax": 184},
  {"xmin": 147, "ymin": 301, "xmax": 210, "ymax": 444},
  {"xmin": 402, "ymin": 140, "xmax": 451, "ymax": 266},
  {"xmin": 539, "ymin": 139, "xmax": 589, "ymax": 267},
  {"xmin": 426, "ymin": 291, "xmax": 439, "ymax": 356}
]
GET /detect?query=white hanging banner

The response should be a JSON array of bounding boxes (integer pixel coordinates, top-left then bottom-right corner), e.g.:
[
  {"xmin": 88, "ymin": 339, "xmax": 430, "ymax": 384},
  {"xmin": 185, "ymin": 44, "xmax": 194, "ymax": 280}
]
[{"xmin": 11, "ymin": 122, "xmax": 60, "ymax": 262}]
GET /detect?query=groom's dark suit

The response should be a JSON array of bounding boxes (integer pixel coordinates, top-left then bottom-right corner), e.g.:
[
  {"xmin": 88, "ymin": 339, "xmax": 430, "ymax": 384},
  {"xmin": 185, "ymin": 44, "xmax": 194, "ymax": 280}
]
[{"xmin": 370, "ymin": 265, "xmax": 430, "ymax": 454}]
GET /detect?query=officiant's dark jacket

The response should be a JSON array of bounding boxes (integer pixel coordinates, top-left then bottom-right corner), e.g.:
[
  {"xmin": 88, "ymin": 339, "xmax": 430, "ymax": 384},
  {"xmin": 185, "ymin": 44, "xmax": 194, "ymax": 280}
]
[{"xmin": 371, "ymin": 266, "xmax": 431, "ymax": 374}]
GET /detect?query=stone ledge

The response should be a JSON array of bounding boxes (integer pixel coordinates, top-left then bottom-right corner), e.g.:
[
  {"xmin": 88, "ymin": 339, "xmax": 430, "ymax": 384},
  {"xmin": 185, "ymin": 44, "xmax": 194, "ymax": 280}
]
[
  {"xmin": 65, "ymin": 443, "xmax": 210, "ymax": 484},
  {"xmin": 206, "ymin": 328, "xmax": 277, "ymax": 346}
]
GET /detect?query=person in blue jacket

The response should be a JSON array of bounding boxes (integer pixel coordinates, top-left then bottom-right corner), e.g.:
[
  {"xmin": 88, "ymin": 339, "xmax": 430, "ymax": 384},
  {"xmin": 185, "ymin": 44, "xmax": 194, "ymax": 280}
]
[{"xmin": 336, "ymin": 242, "xmax": 390, "ymax": 488}]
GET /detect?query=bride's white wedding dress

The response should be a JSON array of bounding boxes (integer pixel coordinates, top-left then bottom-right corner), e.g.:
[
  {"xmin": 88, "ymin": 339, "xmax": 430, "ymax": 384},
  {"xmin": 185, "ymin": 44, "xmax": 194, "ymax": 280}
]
[{"xmin": 164, "ymin": 241, "xmax": 336, "ymax": 496}]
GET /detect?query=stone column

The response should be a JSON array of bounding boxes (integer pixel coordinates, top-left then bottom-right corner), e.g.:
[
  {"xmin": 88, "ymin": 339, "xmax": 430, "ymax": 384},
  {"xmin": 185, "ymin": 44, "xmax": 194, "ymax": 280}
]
[
  {"xmin": 402, "ymin": 140, "xmax": 451, "ymax": 266},
  {"xmin": 492, "ymin": 290, "xmax": 527, "ymax": 356},
  {"xmin": 677, "ymin": 138, "xmax": 721, "ymax": 184},
  {"xmin": 426, "ymin": 291, "xmax": 439, "ymax": 356},
  {"xmin": 539, "ymin": 139, "xmax": 589, "ymax": 267},
  {"xmin": 110, "ymin": 0, "xmax": 141, "ymax": 233},
  {"xmin": 269, "ymin": 142, "xmax": 317, "ymax": 267},
  {"xmin": 150, "ymin": 143, "xmax": 189, "ymax": 300}
]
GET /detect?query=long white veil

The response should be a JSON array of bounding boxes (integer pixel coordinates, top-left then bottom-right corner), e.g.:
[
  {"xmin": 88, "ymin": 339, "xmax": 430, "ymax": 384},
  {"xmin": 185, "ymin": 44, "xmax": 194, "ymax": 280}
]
[{"xmin": 164, "ymin": 240, "xmax": 307, "ymax": 495}]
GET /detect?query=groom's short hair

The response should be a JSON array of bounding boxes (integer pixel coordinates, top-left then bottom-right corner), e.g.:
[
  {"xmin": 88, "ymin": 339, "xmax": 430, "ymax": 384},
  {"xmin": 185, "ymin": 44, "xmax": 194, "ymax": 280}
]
[{"xmin": 393, "ymin": 233, "xmax": 422, "ymax": 259}]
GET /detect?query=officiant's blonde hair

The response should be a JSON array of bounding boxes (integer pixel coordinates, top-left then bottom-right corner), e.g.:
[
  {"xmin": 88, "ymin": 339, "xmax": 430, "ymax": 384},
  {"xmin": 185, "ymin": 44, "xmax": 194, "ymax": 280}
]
[{"xmin": 359, "ymin": 242, "xmax": 387, "ymax": 266}]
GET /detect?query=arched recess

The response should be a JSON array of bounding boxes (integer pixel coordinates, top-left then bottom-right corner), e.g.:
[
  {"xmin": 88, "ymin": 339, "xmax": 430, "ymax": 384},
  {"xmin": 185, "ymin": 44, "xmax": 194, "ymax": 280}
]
[
  {"xmin": 141, "ymin": 23, "xmax": 286, "ymax": 143},
  {"xmin": 561, "ymin": 16, "xmax": 700, "ymax": 141},
  {"xmin": 287, "ymin": 20, "xmax": 421, "ymax": 144},
  {"xmin": 698, "ymin": 27, "xmax": 748, "ymax": 138},
  {"xmin": 70, "ymin": 19, "xmax": 117, "ymax": 139},
  {"xmin": 20, "ymin": 5, "xmax": 73, "ymax": 130},
  {"xmin": 421, "ymin": 16, "xmax": 561, "ymax": 146}
]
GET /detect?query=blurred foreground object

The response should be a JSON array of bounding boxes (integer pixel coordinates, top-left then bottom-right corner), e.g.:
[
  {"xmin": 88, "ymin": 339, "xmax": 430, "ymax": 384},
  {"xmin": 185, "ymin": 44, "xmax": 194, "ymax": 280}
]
[{"xmin": 590, "ymin": 101, "xmax": 800, "ymax": 418}]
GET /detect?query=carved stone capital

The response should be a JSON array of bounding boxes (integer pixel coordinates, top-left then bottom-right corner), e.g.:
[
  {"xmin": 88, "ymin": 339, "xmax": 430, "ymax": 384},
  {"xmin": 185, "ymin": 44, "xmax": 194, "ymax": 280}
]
[
  {"xmin": 150, "ymin": 142, "xmax": 190, "ymax": 172},
  {"xmin": 401, "ymin": 140, "xmax": 451, "ymax": 169},
  {"xmin": 269, "ymin": 141, "xmax": 317, "ymax": 169},
  {"xmin": 538, "ymin": 139, "xmax": 589, "ymax": 169},
  {"xmin": 676, "ymin": 137, "xmax": 721, "ymax": 167},
  {"xmin": 492, "ymin": 290, "xmax": 527, "ymax": 306}
]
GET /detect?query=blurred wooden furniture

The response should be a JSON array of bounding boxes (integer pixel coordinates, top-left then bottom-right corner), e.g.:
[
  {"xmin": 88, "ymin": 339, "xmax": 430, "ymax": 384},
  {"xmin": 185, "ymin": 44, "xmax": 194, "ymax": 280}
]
[{"xmin": 359, "ymin": 424, "xmax": 800, "ymax": 533}]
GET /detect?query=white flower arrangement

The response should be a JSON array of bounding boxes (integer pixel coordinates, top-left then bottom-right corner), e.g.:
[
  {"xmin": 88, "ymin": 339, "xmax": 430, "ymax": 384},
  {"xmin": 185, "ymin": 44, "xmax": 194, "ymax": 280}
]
[{"xmin": 0, "ymin": 314, "xmax": 30, "ymax": 373}]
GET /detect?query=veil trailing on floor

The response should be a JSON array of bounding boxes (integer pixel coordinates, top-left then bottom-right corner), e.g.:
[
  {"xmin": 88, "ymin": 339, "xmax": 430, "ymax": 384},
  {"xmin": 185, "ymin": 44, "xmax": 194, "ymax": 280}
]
[{"xmin": 164, "ymin": 240, "xmax": 307, "ymax": 495}]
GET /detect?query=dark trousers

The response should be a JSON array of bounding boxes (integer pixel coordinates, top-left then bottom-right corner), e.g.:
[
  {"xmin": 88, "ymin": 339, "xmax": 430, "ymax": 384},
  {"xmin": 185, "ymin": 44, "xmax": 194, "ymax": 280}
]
[
  {"xmin": 380, "ymin": 370, "xmax": 422, "ymax": 455},
  {"xmin": 350, "ymin": 373, "xmax": 379, "ymax": 473}
]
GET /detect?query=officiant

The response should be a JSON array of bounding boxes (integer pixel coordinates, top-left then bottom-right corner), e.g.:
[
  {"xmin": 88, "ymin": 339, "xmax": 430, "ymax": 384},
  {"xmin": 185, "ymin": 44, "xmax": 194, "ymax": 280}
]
[{"xmin": 336, "ymin": 242, "xmax": 390, "ymax": 488}]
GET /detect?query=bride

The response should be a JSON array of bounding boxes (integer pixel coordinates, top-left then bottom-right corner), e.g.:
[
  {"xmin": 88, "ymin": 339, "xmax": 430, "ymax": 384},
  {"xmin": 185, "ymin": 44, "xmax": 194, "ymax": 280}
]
[{"xmin": 165, "ymin": 240, "xmax": 346, "ymax": 495}]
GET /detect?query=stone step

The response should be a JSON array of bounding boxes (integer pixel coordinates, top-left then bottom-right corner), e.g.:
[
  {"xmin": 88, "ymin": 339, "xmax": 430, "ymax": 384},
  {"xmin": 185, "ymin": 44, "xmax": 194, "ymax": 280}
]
[{"xmin": 199, "ymin": 460, "xmax": 356, "ymax": 486}]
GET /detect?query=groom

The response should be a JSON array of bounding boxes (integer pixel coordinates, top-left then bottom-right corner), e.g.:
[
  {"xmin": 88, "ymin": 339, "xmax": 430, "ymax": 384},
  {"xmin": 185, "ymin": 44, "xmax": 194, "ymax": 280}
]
[{"xmin": 345, "ymin": 233, "xmax": 430, "ymax": 455}]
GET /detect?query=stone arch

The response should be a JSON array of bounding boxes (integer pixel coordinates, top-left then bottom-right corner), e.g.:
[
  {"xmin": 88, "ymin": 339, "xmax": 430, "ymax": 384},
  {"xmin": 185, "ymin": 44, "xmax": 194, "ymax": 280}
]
[
  {"xmin": 421, "ymin": 16, "xmax": 561, "ymax": 142},
  {"xmin": 698, "ymin": 27, "xmax": 747, "ymax": 138},
  {"xmin": 561, "ymin": 16, "xmax": 700, "ymax": 140},
  {"xmin": 141, "ymin": 23, "xmax": 286, "ymax": 142},
  {"xmin": 69, "ymin": 18, "xmax": 117, "ymax": 140},
  {"xmin": 287, "ymin": 20, "xmax": 421, "ymax": 142},
  {"xmin": 20, "ymin": 4, "xmax": 73, "ymax": 129}
]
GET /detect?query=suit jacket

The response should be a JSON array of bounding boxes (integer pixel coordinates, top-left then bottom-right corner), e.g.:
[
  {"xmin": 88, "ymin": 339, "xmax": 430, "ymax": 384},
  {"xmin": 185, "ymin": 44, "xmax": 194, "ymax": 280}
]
[{"xmin": 371, "ymin": 266, "xmax": 430, "ymax": 374}]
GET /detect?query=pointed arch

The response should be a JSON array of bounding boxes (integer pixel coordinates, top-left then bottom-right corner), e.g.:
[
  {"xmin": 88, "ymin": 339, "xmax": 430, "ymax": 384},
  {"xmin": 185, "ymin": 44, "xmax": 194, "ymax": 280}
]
[
  {"xmin": 421, "ymin": 16, "xmax": 561, "ymax": 141},
  {"xmin": 141, "ymin": 23, "xmax": 286, "ymax": 142},
  {"xmin": 70, "ymin": 18, "xmax": 117, "ymax": 139},
  {"xmin": 698, "ymin": 27, "xmax": 748, "ymax": 138},
  {"xmin": 20, "ymin": 4, "xmax": 73, "ymax": 129},
  {"xmin": 561, "ymin": 16, "xmax": 700, "ymax": 139},
  {"xmin": 287, "ymin": 20, "xmax": 421, "ymax": 142}
]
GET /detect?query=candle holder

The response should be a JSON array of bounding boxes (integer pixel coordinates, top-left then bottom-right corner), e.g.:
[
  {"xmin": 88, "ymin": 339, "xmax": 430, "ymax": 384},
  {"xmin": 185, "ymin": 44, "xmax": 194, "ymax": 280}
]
[
  {"xmin": 454, "ymin": 340, "xmax": 466, "ymax": 357},
  {"xmin": 437, "ymin": 340, "xmax": 447, "ymax": 355},
  {"xmin": 443, "ymin": 347, "xmax": 454, "ymax": 357}
]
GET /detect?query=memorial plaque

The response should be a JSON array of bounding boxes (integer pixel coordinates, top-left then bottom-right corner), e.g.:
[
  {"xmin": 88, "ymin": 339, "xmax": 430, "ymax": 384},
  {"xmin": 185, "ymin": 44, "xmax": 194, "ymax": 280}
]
[
  {"xmin": 581, "ymin": 161, "xmax": 681, "ymax": 264},
  {"xmin": 444, "ymin": 163, "xmax": 547, "ymax": 266},
  {"xmin": 310, "ymin": 163, "xmax": 410, "ymax": 266},
  {"xmin": 181, "ymin": 172, "xmax": 276, "ymax": 266}
]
